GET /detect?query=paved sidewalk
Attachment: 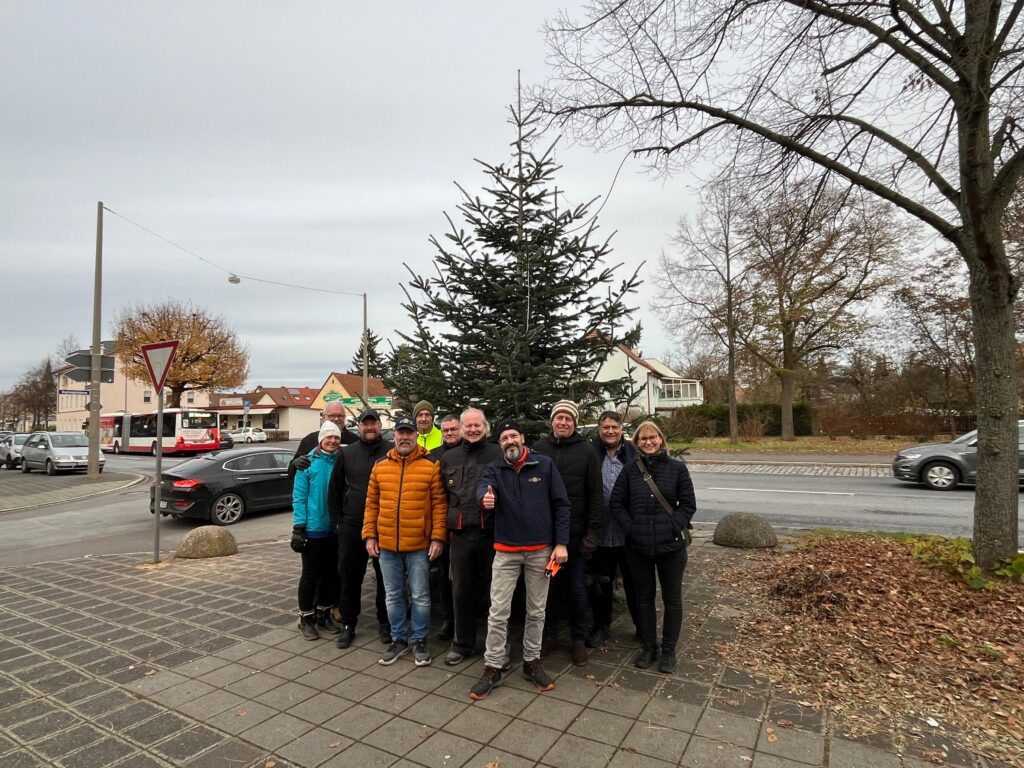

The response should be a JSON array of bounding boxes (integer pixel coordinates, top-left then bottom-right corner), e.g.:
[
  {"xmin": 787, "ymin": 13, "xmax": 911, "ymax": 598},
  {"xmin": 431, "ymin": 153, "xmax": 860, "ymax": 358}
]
[
  {"xmin": 0, "ymin": 472, "xmax": 143, "ymax": 513},
  {"xmin": 0, "ymin": 532, "xmax": 1002, "ymax": 768}
]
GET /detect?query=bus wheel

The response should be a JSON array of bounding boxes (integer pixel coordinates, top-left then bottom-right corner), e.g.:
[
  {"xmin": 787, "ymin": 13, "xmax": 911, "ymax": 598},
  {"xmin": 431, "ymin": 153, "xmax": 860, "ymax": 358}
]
[{"xmin": 211, "ymin": 493, "xmax": 244, "ymax": 525}]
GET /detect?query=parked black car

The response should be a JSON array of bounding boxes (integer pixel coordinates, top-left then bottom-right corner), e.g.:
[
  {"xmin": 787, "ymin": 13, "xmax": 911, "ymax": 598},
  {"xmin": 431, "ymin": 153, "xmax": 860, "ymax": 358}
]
[
  {"xmin": 892, "ymin": 421, "xmax": 1024, "ymax": 490},
  {"xmin": 149, "ymin": 446, "xmax": 295, "ymax": 525}
]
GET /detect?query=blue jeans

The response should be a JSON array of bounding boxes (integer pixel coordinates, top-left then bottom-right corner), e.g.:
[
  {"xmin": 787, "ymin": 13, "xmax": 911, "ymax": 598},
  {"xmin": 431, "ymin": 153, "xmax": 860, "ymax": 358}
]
[{"xmin": 378, "ymin": 549, "xmax": 430, "ymax": 643}]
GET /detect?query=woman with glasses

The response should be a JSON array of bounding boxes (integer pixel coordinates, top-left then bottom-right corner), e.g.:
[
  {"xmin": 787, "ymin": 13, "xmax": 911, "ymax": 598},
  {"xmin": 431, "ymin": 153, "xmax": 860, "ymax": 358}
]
[{"xmin": 609, "ymin": 420, "xmax": 696, "ymax": 673}]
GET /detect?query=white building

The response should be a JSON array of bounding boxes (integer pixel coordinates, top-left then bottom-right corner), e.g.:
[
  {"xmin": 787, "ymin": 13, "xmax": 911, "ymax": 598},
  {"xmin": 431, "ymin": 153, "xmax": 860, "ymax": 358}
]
[
  {"xmin": 594, "ymin": 343, "xmax": 704, "ymax": 418},
  {"xmin": 209, "ymin": 386, "xmax": 321, "ymax": 439}
]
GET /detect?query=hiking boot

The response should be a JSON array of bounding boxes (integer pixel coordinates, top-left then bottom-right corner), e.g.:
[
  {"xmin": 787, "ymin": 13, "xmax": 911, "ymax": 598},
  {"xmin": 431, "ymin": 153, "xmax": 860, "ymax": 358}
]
[
  {"xmin": 335, "ymin": 623, "xmax": 355, "ymax": 649},
  {"xmin": 316, "ymin": 607, "xmax": 341, "ymax": 634},
  {"xmin": 540, "ymin": 637, "xmax": 560, "ymax": 659},
  {"xmin": 469, "ymin": 665, "xmax": 504, "ymax": 700},
  {"xmin": 658, "ymin": 645, "xmax": 677, "ymax": 674},
  {"xmin": 634, "ymin": 645, "xmax": 659, "ymax": 669},
  {"xmin": 413, "ymin": 640, "xmax": 432, "ymax": 666},
  {"xmin": 585, "ymin": 625, "xmax": 610, "ymax": 648},
  {"xmin": 438, "ymin": 620, "xmax": 454, "ymax": 642},
  {"xmin": 571, "ymin": 642, "xmax": 588, "ymax": 666},
  {"xmin": 298, "ymin": 612, "xmax": 319, "ymax": 641},
  {"xmin": 379, "ymin": 640, "xmax": 409, "ymax": 665},
  {"xmin": 378, "ymin": 622, "xmax": 393, "ymax": 645},
  {"xmin": 444, "ymin": 649, "xmax": 467, "ymax": 666},
  {"xmin": 521, "ymin": 659, "xmax": 555, "ymax": 692}
]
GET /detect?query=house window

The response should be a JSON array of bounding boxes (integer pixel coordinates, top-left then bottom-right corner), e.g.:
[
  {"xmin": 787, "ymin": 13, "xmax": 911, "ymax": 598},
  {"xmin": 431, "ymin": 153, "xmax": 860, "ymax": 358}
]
[
  {"xmin": 186, "ymin": 391, "xmax": 195, "ymax": 404},
  {"xmin": 264, "ymin": 411, "xmax": 279, "ymax": 429},
  {"xmin": 143, "ymin": 390, "xmax": 152, "ymax": 404},
  {"xmin": 661, "ymin": 379, "xmax": 699, "ymax": 400}
]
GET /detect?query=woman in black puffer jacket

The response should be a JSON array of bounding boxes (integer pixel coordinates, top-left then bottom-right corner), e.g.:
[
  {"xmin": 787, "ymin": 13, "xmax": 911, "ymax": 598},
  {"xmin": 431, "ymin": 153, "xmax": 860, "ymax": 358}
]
[{"xmin": 609, "ymin": 420, "xmax": 696, "ymax": 673}]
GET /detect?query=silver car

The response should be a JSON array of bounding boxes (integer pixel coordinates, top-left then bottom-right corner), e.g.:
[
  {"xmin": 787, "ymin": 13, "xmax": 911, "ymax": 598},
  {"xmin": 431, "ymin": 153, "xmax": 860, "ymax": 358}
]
[
  {"xmin": 20, "ymin": 431, "xmax": 105, "ymax": 475},
  {"xmin": 0, "ymin": 433, "xmax": 30, "ymax": 469},
  {"xmin": 892, "ymin": 421, "xmax": 1024, "ymax": 490}
]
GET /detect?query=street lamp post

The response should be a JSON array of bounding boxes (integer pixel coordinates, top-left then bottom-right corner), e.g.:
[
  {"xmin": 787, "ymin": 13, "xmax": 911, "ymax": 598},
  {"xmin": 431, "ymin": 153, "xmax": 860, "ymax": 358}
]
[{"xmin": 88, "ymin": 201, "xmax": 103, "ymax": 478}]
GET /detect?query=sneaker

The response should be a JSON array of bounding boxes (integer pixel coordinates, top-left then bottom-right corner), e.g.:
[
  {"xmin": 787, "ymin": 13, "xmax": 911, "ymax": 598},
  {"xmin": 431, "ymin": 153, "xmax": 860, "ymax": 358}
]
[
  {"xmin": 378, "ymin": 622, "xmax": 393, "ymax": 645},
  {"xmin": 658, "ymin": 653, "xmax": 677, "ymax": 674},
  {"xmin": 634, "ymin": 646, "xmax": 659, "ymax": 669},
  {"xmin": 469, "ymin": 665, "xmax": 505, "ymax": 700},
  {"xmin": 571, "ymin": 642, "xmax": 588, "ymax": 666},
  {"xmin": 379, "ymin": 640, "xmax": 409, "ymax": 665},
  {"xmin": 521, "ymin": 659, "xmax": 555, "ymax": 692},
  {"xmin": 585, "ymin": 625, "xmax": 609, "ymax": 648},
  {"xmin": 413, "ymin": 640, "xmax": 432, "ymax": 666},
  {"xmin": 444, "ymin": 649, "xmax": 466, "ymax": 666},
  {"xmin": 335, "ymin": 623, "xmax": 355, "ymax": 650}
]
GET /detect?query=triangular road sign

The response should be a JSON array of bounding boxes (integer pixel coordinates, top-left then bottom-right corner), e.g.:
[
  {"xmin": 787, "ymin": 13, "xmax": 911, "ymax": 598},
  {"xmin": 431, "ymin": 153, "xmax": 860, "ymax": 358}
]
[{"xmin": 141, "ymin": 340, "xmax": 180, "ymax": 392}]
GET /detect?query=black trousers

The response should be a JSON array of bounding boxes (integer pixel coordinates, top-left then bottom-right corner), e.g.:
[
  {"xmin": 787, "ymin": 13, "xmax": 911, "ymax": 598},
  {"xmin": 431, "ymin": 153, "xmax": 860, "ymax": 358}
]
[
  {"xmin": 430, "ymin": 545, "xmax": 453, "ymax": 626},
  {"xmin": 588, "ymin": 545, "xmax": 639, "ymax": 630},
  {"xmin": 543, "ymin": 535, "xmax": 588, "ymax": 645},
  {"xmin": 448, "ymin": 527, "xmax": 494, "ymax": 655},
  {"xmin": 298, "ymin": 535, "xmax": 339, "ymax": 613},
  {"xmin": 625, "ymin": 546, "xmax": 687, "ymax": 651},
  {"xmin": 337, "ymin": 525, "xmax": 388, "ymax": 628}
]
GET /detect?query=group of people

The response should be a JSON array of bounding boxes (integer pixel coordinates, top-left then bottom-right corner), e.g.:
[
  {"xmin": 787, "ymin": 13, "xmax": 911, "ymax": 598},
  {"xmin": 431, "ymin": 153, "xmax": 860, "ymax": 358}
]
[{"xmin": 289, "ymin": 398, "xmax": 697, "ymax": 701}]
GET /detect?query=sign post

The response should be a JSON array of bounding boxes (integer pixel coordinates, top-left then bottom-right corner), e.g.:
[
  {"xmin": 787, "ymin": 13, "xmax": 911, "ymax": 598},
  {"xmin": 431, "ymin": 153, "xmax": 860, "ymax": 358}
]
[{"xmin": 141, "ymin": 340, "xmax": 179, "ymax": 564}]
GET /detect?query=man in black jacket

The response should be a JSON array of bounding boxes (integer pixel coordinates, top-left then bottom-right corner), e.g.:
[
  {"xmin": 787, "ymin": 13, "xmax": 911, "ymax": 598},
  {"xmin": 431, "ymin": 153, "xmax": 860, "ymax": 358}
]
[
  {"xmin": 328, "ymin": 408, "xmax": 393, "ymax": 648},
  {"xmin": 439, "ymin": 408, "xmax": 501, "ymax": 666},
  {"xmin": 532, "ymin": 399, "xmax": 603, "ymax": 666},
  {"xmin": 427, "ymin": 412, "xmax": 462, "ymax": 641},
  {"xmin": 289, "ymin": 401, "xmax": 357, "ymax": 478}
]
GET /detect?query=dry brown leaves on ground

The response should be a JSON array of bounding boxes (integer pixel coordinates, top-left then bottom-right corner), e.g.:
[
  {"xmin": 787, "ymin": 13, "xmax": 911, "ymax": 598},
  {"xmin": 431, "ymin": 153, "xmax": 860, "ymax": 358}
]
[{"xmin": 715, "ymin": 535, "xmax": 1024, "ymax": 766}]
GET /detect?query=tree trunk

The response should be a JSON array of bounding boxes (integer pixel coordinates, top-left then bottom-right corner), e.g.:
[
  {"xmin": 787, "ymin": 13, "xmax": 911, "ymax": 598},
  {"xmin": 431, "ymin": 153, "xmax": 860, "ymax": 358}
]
[
  {"xmin": 727, "ymin": 307, "xmax": 738, "ymax": 444},
  {"xmin": 964, "ymin": 238, "xmax": 1020, "ymax": 568},
  {"xmin": 778, "ymin": 371, "xmax": 795, "ymax": 441}
]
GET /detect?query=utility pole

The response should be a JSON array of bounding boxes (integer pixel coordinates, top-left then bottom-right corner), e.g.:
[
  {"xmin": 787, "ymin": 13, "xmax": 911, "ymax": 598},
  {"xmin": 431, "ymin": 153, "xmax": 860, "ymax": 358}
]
[
  {"xmin": 362, "ymin": 293, "xmax": 369, "ymax": 403},
  {"xmin": 88, "ymin": 202, "xmax": 103, "ymax": 478}
]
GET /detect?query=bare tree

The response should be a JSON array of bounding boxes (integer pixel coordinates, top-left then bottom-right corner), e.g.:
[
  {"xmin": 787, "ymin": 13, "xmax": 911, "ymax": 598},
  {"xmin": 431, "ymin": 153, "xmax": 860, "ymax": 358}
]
[{"xmin": 541, "ymin": 0, "xmax": 1023, "ymax": 566}]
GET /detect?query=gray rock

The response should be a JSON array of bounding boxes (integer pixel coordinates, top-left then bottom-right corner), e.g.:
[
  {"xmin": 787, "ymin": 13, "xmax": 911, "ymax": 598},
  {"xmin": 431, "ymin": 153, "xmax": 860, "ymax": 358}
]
[
  {"xmin": 713, "ymin": 512, "xmax": 778, "ymax": 549},
  {"xmin": 175, "ymin": 526, "xmax": 238, "ymax": 559}
]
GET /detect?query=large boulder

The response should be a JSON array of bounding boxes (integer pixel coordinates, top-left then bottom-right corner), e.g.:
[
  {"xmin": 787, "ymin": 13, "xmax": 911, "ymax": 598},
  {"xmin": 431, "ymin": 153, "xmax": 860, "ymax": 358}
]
[
  {"xmin": 176, "ymin": 526, "xmax": 238, "ymax": 559},
  {"xmin": 713, "ymin": 513, "xmax": 778, "ymax": 549}
]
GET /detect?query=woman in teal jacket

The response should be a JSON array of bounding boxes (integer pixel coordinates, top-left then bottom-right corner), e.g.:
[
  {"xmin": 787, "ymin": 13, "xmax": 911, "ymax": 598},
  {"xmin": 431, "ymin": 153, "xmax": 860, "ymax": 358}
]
[{"xmin": 292, "ymin": 421, "xmax": 342, "ymax": 640}]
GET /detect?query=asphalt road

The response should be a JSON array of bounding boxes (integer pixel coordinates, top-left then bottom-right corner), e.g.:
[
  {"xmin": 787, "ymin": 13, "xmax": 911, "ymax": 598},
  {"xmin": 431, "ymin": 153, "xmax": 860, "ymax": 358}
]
[{"xmin": 3, "ymin": 459, "xmax": 1017, "ymax": 566}]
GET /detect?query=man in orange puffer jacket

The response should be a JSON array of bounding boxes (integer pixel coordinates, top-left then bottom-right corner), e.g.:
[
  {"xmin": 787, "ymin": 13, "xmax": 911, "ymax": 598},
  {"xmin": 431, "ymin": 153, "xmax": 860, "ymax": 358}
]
[{"xmin": 363, "ymin": 415, "xmax": 448, "ymax": 667}]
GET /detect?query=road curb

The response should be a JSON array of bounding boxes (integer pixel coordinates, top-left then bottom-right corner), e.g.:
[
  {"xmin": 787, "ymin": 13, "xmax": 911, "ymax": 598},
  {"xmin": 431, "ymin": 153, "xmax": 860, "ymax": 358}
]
[
  {"xmin": 685, "ymin": 458, "xmax": 890, "ymax": 469},
  {"xmin": 0, "ymin": 473, "xmax": 148, "ymax": 514}
]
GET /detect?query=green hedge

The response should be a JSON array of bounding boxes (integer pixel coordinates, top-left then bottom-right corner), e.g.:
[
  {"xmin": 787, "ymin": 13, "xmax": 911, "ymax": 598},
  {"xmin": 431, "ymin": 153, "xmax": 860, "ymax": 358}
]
[{"xmin": 666, "ymin": 402, "xmax": 813, "ymax": 438}]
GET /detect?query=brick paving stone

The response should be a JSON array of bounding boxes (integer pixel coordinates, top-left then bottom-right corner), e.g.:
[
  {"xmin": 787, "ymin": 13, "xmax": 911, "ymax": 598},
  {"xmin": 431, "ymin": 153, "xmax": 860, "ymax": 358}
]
[
  {"xmin": 756, "ymin": 721, "xmax": 824, "ymax": 764},
  {"xmin": 637, "ymin": 696, "xmax": 703, "ymax": 731},
  {"xmin": 364, "ymin": 716, "xmax": 436, "ymax": 756},
  {"xmin": 238, "ymin": 646, "xmax": 293, "ymax": 670},
  {"xmin": 58, "ymin": 736, "xmax": 137, "ymax": 767},
  {"xmin": 568, "ymin": 707, "xmax": 635, "ymax": 746},
  {"xmin": 0, "ymin": 699, "xmax": 59, "ymax": 728},
  {"xmin": 255, "ymin": 680, "xmax": 318, "ymax": 711},
  {"xmin": 405, "ymin": 731, "xmax": 481, "ymax": 768},
  {"xmin": 93, "ymin": 699, "xmax": 163, "ymax": 730},
  {"xmin": 123, "ymin": 711, "xmax": 192, "ymax": 746},
  {"xmin": 8, "ymin": 710, "xmax": 83, "ymax": 742},
  {"xmin": 751, "ymin": 754, "xmax": 821, "ymax": 767},
  {"xmin": 3, "ymin": 748, "xmax": 48, "ymax": 767},
  {"xmin": 151, "ymin": 725, "xmax": 225, "ymax": 763},
  {"xmin": 490, "ymin": 717, "xmax": 562, "ymax": 761},
  {"xmin": 321, "ymin": 703, "xmax": 397, "ymax": 741},
  {"xmin": 321, "ymin": 741, "xmax": 396, "ymax": 768},
  {"xmin": 178, "ymin": 688, "xmax": 247, "ymax": 720},
  {"xmin": 466, "ymin": 746, "xmax": 538, "ymax": 768},
  {"xmin": 332, "ymin": 648, "xmax": 381, "ymax": 671},
  {"xmin": 826, "ymin": 737, "xmax": 901, "ymax": 768},
  {"xmin": 620, "ymin": 720, "xmax": 692, "ymax": 763},
  {"xmin": 362, "ymin": 683, "xmax": 426, "ymax": 716},
  {"xmin": 34, "ymin": 724, "xmax": 105, "ymax": 759},
  {"xmin": 0, "ymin": 685, "xmax": 34, "ymax": 709},
  {"xmin": 680, "ymin": 734, "xmax": 754, "ymax": 767},
  {"xmin": 286, "ymin": 692, "xmax": 351, "ymax": 725},
  {"xmin": 207, "ymin": 700, "xmax": 277, "ymax": 734},
  {"xmin": 543, "ymin": 732, "xmax": 619, "ymax": 768},
  {"xmin": 400, "ymin": 692, "xmax": 468, "ymax": 729},
  {"xmin": 697, "ymin": 708, "xmax": 761, "ymax": 749},
  {"xmin": 519, "ymin": 694, "xmax": 584, "ymax": 731},
  {"xmin": 589, "ymin": 685, "xmax": 651, "ymax": 718},
  {"xmin": 226, "ymin": 671, "xmax": 288, "ymax": 698},
  {"xmin": 125, "ymin": 671, "xmax": 187, "ymax": 696},
  {"xmin": 150, "ymin": 678, "xmax": 216, "ymax": 708},
  {"xmin": 275, "ymin": 726, "xmax": 352, "ymax": 768},
  {"xmin": 608, "ymin": 749, "xmax": 678, "ymax": 768},
  {"xmin": 443, "ymin": 705, "xmax": 512, "ymax": 742},
  {"xmin": 767, "ymin": 698, "xmax": 827, "ymax": 733},
  {"xmin": 267, "ymin": 656, "xmax": 326, "ymax": 681},
  {"xmin": 71, "ymin": 687, "xmax": 137, "ymax": 717},
  {"xmin": 293, "ymin": 664, "xmax": 355, "ymax": 691},
  {"xmin": 242, "ymin": 712, "xmax": 314, "ymax": 751}
]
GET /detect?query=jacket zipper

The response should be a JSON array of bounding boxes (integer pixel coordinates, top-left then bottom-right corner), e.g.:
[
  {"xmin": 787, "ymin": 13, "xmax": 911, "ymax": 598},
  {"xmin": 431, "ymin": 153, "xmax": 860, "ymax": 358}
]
[{"xmin": 396, "ymin": 457, "xmax": 405, "ymax": 551}]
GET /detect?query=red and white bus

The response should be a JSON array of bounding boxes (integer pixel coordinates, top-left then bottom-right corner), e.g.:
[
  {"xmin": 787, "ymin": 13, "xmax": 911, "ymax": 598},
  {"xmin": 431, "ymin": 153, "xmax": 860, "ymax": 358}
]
[{"xmin": 99, "ymin": 409, "xmax": 220, "ymax": 455}]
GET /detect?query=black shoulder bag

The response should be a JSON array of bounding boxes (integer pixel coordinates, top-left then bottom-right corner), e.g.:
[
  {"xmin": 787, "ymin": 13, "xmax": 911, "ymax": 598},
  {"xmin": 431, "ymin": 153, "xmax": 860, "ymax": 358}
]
[{"xmin": 637, "ymin": 460, "xmax": 692, "ymax": 546}]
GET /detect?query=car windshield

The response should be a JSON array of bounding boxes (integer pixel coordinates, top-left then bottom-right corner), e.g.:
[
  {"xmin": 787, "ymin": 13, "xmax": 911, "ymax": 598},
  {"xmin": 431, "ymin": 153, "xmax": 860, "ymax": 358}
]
[
  {"xmin": 951, "ymin": 430, "xmax": 978, "ymax": 444},
  {"xmin": 51, "ymin": 434, "xmax": 88, "ymax": 448},
  {"xmin": 13, "ymin": 435, "xmax": 27, "ymax": 445},
  {"xmin": 181, "ymin": 411, "xmax": 217, "ymax": 429}
]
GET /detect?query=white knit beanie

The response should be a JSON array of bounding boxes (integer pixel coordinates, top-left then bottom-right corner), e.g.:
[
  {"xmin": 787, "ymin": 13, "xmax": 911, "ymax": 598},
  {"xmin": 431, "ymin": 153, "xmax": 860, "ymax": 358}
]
[
  {"xmin": 550, "ymin": 399, "xmax": 579, "ymax": 423},
  {"xmin": 318, "ymin": 421, "xmax": 342, "ymax": 443}
]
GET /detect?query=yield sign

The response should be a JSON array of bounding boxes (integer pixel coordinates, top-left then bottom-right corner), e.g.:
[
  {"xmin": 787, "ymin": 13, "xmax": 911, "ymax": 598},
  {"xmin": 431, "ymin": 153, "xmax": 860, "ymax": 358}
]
[{"xmin": 141, "ymin": 340, "xmax": 180, "ymax": 392}]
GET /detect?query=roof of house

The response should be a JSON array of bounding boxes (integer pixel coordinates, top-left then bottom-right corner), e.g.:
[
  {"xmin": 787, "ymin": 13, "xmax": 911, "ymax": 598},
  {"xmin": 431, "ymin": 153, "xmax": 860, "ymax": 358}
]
[
  {"xmin": 326, "ymin": 373, "xmax": 391, "ymax": 399},
  {"xmin": 251, "ymin": 386, "xmax": 320, "ymax": 408}
]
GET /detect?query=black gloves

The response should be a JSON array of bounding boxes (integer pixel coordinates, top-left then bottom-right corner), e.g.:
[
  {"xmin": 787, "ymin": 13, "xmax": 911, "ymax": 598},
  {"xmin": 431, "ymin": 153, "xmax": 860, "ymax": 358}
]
[
  {"xmin": 290, "ymin": 525, "xmax": 307, "ymax": 553},
  {"xmin": 293, "ymin": 455, "xmax": 311, "ymax": 471}
]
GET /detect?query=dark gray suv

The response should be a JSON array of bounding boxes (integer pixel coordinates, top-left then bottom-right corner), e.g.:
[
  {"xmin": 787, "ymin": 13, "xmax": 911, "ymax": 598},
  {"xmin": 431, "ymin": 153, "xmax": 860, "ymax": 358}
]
[{"xmin": 892, "ymin": 421, "xmax": 1024, "ymax": 490}]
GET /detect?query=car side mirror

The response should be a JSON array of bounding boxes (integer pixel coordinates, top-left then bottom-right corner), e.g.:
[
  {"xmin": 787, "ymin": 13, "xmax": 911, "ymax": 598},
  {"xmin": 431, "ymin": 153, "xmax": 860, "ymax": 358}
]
[{"xmin": 967, "ymin": 439, "xmax": 978, "ymax": 447}]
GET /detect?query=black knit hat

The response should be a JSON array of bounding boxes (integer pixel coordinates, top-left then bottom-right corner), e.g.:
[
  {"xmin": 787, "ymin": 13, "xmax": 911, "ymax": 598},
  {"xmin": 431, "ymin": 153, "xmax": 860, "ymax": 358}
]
[{"xmin": 495, "ymin": 418, "xmax": 524, "ymax": 439}]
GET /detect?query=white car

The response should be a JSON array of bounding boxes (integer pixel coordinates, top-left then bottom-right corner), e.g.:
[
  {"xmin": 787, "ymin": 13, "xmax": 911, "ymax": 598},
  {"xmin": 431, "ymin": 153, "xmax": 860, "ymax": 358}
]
[
  {"xmin": 1, "ymin": 433, "xmax": 30, "ymax": 469},
  {"xmin": 229, "ymin": 427, "xmax": 268, "ymax": 443}
]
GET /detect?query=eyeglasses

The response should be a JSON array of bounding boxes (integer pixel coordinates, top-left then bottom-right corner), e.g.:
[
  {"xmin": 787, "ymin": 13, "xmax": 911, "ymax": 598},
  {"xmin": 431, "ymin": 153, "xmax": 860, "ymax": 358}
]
[{"xmin": 636, "ymin": 435, "xmax": 660, "ymax": 443}]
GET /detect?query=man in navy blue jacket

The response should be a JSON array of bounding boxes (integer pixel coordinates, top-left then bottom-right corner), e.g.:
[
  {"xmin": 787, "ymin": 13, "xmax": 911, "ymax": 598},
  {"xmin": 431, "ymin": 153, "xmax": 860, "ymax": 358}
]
[{"xmin": 468, "ymin": 419, "xmax": 571, "ymax": 700}]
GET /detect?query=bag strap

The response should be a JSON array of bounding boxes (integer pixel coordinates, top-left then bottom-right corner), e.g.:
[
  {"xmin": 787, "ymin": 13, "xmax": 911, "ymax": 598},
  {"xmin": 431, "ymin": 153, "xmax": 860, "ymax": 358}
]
[{"xmin": 638, "ymin": 459, "xmax": 692, "ymax": 546}]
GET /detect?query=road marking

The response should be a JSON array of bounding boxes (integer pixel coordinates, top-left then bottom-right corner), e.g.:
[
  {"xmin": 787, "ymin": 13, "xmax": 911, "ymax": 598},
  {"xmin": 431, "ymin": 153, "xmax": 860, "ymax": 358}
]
[{"xmin": 708, "ymin": 487, "xmax": 856, "ymax": 496}]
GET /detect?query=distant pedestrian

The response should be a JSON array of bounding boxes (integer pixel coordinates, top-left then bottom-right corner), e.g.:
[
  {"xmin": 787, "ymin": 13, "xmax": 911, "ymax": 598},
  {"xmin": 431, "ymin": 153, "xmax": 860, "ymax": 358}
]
[
  {"xmin": 363, "ymin": 415, "xmax": 448, "ymax": 667},
  {"xmin": 532, "ymin": 399, "xmax": 603, "ymax": 666},
  {"xmin": 292, "ymin": 421, "xmax": 343, "ymax": 640},
  {"xmin": 440, "ymin": 408, "xmax": 501, "ymax": 666},
  {"xmin": 586, "ymin": 410, "xmax": 639, "ymax": 647},
  {"xmin": 469, "ymin": 419, "xmax": 570, "ymax": 700},
  {"xmin": 609, "ymin": 420, "xmax": 696, "ymax": 673},
  {"xmin": 412, "ymin": 400, "xmax": 443, "ymax": 452},
  {"xmin": 328, "ymin": 408, "xmax": 393, "ymax": 649}
]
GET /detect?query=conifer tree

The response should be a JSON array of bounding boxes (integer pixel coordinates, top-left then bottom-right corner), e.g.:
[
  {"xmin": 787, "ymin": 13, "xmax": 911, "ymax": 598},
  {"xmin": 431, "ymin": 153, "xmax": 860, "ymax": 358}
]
[
  {"xmin": 347, "ymin": 328, "xmax": 389, "ymax": 382},
  {"xmin": 400, "ymin": 96, "xmax": 641, "ymax": 436}
]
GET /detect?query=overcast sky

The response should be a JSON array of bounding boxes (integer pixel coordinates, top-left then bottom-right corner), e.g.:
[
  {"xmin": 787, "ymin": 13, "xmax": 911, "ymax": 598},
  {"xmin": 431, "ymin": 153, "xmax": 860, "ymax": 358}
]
[{"xmin": 1, "ymin": 1, "xmax": 698, "ymax": 393}]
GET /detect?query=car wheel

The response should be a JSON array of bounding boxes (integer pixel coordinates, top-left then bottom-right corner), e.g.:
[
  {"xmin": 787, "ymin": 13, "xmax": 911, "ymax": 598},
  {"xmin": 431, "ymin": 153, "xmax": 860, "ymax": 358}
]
[
  {"xmin": 98, "ymin": 466, "xmax": 104, "ymax": 474},
  {"xmin": 245, "ymin": 437, "xmax": 253, "ymax": 443},
  {"xmin": 21, "ymin": 458, "xmax": 30, "ymax": 473},
  {"xmin": 151, "ymin": 442, "xmax": 159, "ymax": 457},
  {"xmin": 211, "ymin": 492, "xmax": 245, "ymax": 525},
  {"xmin": 45, "ymin": 459, "xmax": 57, "ymax": 476},
  {"xmin": 922, "ymin": 461, "xmax": 959, "ymax": 491},
  {"xmin": 112, "ymin": 442, "xmax": 120, "ymax": 455}
]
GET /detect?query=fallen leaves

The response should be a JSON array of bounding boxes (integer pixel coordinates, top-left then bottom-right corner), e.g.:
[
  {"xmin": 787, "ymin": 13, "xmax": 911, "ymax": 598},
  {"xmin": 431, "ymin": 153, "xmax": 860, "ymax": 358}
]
[{"xmin": 715, "ymin": 535, "xmax": 1024, "ymax": 767}]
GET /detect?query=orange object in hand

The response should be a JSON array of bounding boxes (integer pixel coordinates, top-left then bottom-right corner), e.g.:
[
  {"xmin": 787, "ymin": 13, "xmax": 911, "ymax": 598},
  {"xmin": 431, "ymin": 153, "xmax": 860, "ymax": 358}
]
[{"xmin": 545, "ymin": 559, "xmax": 561, "ymax": 578}]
